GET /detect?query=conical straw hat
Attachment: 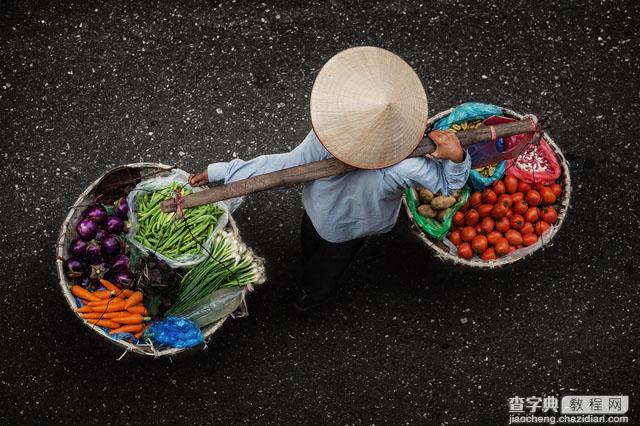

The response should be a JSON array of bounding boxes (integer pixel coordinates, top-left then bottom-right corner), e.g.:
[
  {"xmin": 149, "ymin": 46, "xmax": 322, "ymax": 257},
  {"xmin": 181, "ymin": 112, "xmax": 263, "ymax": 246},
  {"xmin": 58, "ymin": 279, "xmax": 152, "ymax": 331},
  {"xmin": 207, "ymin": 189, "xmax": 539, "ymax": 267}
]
[{"xmin": 310, "ymin": 46, "xmax": 428, "ymax": 169}]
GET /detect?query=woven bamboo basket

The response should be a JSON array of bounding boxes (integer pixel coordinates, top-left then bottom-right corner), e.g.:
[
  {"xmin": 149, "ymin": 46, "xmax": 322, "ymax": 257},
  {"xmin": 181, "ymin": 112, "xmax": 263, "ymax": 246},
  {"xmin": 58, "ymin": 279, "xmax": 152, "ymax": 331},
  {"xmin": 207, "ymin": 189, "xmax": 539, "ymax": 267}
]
[
  {"xmin": 55, "ymin": 163, "xmax": 265, "ymax": 357},
  {"xmin": 403, "ymin": 107, "xmax": 571, "ymax": 269}
]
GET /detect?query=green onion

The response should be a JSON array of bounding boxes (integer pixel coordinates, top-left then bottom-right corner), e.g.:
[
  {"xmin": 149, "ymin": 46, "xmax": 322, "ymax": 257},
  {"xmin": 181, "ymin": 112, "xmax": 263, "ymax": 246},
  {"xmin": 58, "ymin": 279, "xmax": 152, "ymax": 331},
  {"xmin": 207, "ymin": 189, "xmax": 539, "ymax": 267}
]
[{"xmin": 166, "ymin": 232, "xmax": 260, "ymax": 316}]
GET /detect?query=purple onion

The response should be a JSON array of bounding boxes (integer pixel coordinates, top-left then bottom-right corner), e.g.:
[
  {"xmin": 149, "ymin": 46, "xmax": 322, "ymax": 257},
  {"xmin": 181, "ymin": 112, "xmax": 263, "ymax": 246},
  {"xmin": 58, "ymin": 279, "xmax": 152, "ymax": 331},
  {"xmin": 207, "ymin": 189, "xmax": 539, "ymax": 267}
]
[
  {"xmin": 101, "ymin": 234, "xmax": 121, "ymax": 256},
  {"xmin": 114, "ymin": 197, "xmax": 129, "ymax": 219},
  {"xmin": 115, "ymin": 269, "xmax": 134, "ymax": 287},
  {"xmin": 95, "ymin": 228, "xmax": 108, "ymax": 241},
  {"xmin": 70, "ymin": 239, "xmax": 88, "ymax": 258},
  {"xmin": 86, "ymin": 241, "xmax": 102, "ymax": 263},
  {"xmin": 90, "ymin": 262, "xmax": 109, "ymax": 280},
  {"xmin": 83, "ymin": 204, "xmax": 108, "ymax": 224},
  {"xmin": 105, "ymin": 215, "xmax": 124, "ymax": 234},
  {"xmin": 76, "ymin": 218, "xmax": 98, "ymax": 240},
  {"xmin": 111, "ymin": 254, "xmax": 130, "ymax": 272},
  {"xmin": 66, "ymin": 258, "xmax": 87, "ymax": 278}
]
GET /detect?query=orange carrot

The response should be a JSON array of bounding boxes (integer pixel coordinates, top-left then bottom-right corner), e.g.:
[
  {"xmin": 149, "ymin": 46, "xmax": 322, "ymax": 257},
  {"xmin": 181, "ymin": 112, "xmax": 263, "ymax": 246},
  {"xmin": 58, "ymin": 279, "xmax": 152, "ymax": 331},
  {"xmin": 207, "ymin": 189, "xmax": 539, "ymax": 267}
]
[
  {"xmin": 81, "ymin": 312, "xmax": 107, "ymax": 319},
  {"xmin": 103, "ymin": 311, "xmax": 133, "ymax": 319},
  {"xmin": 82, "ymin": 311, "xmax": 130, "ymax": 319},
  {"xmin": 126, "ymin": 305, "xmax": 150, "ymax": 315},
  {"xmin": 86, "ymin": 319, "xmax": 121, "ymax": 329},
  {"xmin": 75, "ymin": 305, "xmax": 94, "ymax": 313},
  {"xmin": 71, "ymin": 285, "xmax": 100, "ymax": 302},
  {"xmin": 93, "ymin": 290, "xmax": 116, "ymax": 299},
  {"xmin": 109, "ymin": 324, "xmax": 143, "ymax": 335},
  {"xmin": 122, "ymin": 289, "xmax": 135, "ymax": 297},
  {"xmin": 110, "ymin": 314, "xmax": 147, "ymax": 324},
  {"xmin": 134, "ymin": 331, "xmax": 144, "ymax": 339},
  {"xmin": 99, "ymin": 279, "xmax": 126, "ymax": 298},
  {"xmin": 91, "ymin": 300, "xmax": 126, "ymax": 313},
  {"xmin": 125, "ymin": 291, "xmax": 144, "ymax": 309}
]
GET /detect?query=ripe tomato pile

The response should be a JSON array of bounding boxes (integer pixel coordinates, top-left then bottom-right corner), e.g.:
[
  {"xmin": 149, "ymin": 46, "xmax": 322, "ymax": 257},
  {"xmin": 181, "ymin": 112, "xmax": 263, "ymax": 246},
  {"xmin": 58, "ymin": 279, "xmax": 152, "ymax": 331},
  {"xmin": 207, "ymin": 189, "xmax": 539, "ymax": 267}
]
[{"xmin": 448, "ymin": 175, "xmax": 562, "ymax": 260}]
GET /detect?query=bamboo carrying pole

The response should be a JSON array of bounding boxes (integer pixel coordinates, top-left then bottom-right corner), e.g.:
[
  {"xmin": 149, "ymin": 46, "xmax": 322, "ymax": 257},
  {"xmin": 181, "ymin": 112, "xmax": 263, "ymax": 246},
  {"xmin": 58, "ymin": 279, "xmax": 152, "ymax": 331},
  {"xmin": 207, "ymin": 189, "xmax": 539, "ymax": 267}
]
[{"xmin": 160, "ymin": 118, "xmax": 536, "ymax": 212}]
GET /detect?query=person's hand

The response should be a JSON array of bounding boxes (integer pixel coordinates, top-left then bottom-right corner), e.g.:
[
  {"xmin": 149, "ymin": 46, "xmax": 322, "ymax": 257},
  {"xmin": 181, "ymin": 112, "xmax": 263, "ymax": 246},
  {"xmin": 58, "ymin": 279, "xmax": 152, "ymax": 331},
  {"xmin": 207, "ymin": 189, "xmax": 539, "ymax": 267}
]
[
  {"xmin": 188, "ymin": 170, "xmax": 209, "ymax": 187},
  {"xmin": 427, "ymin": 130, "xmax": 464, "ymax": 163}
]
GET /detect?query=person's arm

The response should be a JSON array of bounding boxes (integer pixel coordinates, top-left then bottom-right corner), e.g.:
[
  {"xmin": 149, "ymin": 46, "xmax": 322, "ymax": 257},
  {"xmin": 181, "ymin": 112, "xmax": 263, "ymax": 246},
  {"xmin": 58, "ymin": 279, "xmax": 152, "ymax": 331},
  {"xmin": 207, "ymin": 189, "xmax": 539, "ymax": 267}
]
[
  {"xmin": 384, "ymin": 130, "xmax": 471, "ymax": 194},
  {"xmin": 190, "ymin": 130, "xmax": 330, "ymax": 186}
]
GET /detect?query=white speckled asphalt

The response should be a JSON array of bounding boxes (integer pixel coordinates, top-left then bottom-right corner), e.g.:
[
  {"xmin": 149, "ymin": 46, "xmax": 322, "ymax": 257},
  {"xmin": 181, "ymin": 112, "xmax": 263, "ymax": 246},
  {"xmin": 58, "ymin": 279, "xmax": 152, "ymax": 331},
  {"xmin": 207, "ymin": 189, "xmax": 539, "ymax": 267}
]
[{"xmin": 1, "ymin": 1, "xmax": 639, "ymax": 424}]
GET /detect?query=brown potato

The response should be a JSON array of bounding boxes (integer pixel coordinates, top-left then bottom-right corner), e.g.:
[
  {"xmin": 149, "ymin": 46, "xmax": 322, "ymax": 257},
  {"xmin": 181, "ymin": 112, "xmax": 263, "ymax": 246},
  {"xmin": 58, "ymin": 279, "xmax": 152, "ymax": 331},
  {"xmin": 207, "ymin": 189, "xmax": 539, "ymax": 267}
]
[
  {"xmin": 436, "ymin": 208, "xmax": 450, "ymax": 222},
  {"xmin": 417, "ymin": 204, "xmax": 437, "ymax": 218},
  {"xmin": 418, "ymin": 189, "xmax": 434, "ymax": 204},
  {"xmin": 430, "ymin": 195, "xmax": 457, "ymax": 210}
]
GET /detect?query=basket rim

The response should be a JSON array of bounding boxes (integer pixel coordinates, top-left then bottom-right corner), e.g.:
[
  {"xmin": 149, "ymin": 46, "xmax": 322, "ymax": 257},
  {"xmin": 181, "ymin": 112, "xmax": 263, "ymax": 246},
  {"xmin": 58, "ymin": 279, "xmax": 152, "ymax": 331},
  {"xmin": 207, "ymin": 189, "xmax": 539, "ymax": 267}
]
[
  {"xmin": 403, "ymin": 107, "xmax": 572, "ymax": 269},
  {"xmin": 56, "ymin": 162, "xmax": 233, "ymax": 357}
]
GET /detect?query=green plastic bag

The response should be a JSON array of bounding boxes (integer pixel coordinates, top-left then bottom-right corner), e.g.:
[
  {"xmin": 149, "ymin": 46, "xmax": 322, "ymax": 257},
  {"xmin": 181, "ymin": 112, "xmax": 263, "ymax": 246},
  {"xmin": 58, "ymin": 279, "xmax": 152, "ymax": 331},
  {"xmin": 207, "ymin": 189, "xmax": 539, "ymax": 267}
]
[{"xmin": 405, "ymin": 186, "xmax": 471, "ymax": 240}]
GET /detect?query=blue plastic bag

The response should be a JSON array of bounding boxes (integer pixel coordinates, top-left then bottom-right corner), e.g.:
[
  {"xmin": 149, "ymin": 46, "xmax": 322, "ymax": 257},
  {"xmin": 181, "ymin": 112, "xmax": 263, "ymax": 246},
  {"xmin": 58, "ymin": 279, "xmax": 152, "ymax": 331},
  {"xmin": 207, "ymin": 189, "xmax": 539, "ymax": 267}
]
[
  {"xmin": 432, "ymin": 102, "xmax": 502, "ymax": 131},
  {"xmin": 143, "ymin": 317, "xmax": 204, "ymax": 349},
  {"xmin": 433, "ymin": 102, "xmax": 506, "ymax": 190},
  {"xmin": 468, "ymin": 160, "xmax": 507, "ymax": 191}
]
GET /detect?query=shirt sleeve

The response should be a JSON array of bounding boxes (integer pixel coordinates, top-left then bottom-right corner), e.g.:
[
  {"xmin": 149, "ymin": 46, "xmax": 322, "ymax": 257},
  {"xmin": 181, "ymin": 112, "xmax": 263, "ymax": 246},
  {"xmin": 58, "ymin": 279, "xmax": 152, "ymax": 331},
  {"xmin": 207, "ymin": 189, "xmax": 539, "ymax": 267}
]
[
  {"xmin": 382, "ymin": 151, "xmax": 472, "ymax": 195},
  {"xmin": 207, "ymin": 130, "xmax": 331, "ymax": 183}
]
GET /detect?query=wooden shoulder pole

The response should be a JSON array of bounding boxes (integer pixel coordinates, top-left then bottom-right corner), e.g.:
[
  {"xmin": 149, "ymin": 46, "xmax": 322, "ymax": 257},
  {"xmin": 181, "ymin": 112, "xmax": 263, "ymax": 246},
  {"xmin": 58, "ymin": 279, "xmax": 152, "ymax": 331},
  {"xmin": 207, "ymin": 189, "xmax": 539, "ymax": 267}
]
[{"xmin": 160, "ymin": 118, "xmax": 535, "ymax": 212}]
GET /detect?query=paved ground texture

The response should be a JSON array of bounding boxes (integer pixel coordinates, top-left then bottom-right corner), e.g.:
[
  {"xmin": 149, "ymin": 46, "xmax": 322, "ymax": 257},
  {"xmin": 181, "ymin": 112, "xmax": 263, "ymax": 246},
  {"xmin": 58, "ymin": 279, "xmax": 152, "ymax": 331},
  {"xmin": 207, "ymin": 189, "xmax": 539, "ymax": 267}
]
[{"xmin": 1, "ymin": 0, "xmax": 639, "ymax": 424}]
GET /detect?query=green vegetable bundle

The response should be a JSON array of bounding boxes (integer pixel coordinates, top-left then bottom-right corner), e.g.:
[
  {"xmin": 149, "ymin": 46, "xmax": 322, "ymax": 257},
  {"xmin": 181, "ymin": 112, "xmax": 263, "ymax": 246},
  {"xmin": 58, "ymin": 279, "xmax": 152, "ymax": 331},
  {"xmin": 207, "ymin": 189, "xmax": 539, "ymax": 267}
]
[
  {"xmin": 166, "ymin": 232, "xmax": 261, "ymax": 316},
  {"xmin": 134, "ymin": 183, "xmax": 224, "ymax": 260}
]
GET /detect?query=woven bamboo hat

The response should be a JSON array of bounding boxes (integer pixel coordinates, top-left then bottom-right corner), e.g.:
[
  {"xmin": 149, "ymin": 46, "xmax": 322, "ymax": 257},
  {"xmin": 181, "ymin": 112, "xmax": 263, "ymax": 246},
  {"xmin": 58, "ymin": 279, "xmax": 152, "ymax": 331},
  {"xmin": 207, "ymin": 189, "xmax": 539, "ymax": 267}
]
[{"xmin": 310, "ymin": 46, "xmax": 428, "ymax": 169}]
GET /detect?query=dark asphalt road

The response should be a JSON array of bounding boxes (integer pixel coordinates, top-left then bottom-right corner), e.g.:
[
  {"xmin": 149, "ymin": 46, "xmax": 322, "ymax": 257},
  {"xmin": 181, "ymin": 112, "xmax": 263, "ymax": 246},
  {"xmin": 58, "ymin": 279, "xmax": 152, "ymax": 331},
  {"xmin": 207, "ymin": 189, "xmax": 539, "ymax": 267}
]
[{"xmin": 1, "ymin": 1, "xmax": 639, "ymax": 424}]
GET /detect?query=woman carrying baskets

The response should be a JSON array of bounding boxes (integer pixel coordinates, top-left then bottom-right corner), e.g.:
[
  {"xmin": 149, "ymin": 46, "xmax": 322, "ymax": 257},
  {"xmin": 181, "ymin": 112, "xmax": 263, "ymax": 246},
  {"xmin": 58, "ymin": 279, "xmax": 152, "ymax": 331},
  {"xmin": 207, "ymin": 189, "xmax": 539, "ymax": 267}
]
[{"xmin": 190, "ymin": 47, "xmax": 471, "ymax": 313}]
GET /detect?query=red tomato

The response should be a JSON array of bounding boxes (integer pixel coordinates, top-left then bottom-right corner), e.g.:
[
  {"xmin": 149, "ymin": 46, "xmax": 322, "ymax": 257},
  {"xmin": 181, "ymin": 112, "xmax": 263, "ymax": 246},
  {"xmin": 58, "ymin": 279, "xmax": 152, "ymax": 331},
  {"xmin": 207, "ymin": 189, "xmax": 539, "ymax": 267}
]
[
  {"xmin": 513, "ymin": 200, "xmax": 529, "ymax": 215},
  {"xmin": 482, "ymin": 189, "xmax": 498, "ymax": 205},
  {"xmin": 453, "ymin": 211, "xmax": 465, "ymax": 226},
  {"xmin": 541, "ymin": 206, "xmax": 558, "ymax": 224},
  {"xmin": 477, "ymin": 204, "xmax": 493, "ymax": 218},
  {"xmin": 471, "ymin": 235, "xmax": 488, "ymax": 254},
  {"xmin": 461, "ymin": 226, "xmax": 477, "ymax": 242},
  {"xmin": 492, "ymin": 203, "xmax": 509, "ymax": 219},
  {"xmin": 535, "ymin": 221, "xmax": 551, "ymax": 236},
  {"xmin": 510, "ymin": 214, "xmax": 525, "ymax": 230},
  {"xmin": 520, "ymin": 222, "xmax": 534, "ymax": 235},
  {"xmin": 498, "ymin": 194, "xmax": 513, "ymax": 209},
  {"xmin": 470, "ymin": 192, "xmax": 482, "ymax": 208},
  {"xmin": 465, "ymin": 209, "xmax": 480, "ymax": 226},
  {"xmin": 505, "ymin": 229, "xmax": 523, "ymax": 246},
  {"xmin": 457, "ymin": 242, "xmax": 473, "ymax": 259},
  {"xmin": 481, "ymin": 247, "xmax": 497, "ymax": 260},
  {"xmin": 550, "ymin": 183, "xmax": 562, "ymax": 197},
  {"xmin": 479, "ymin": 217, "xmax": 495, "ymax": 235},
  {"xmin": 495, "ymin": 217, "xmax": 511, "ymax": 233},
  {"xmin": 522, "ymin": 233, "xmax": 538, "ymax": 246},
  {"xmin": 449, "ymin": 229, "xmax": 462, "ymax": 246},
  {"xmin": 504, "ymin": 175, "xmax": 518, "ymax": 194},
  {"xmin": 511, "ymin": 192, "xmax": 524, "ymax": 204},
  {"xmin": 535, "ymin": 182, "xmax": 546, "ymax": 190},
  {"xmin": 539, "ymin": 187, "xmax": 556, "ymax": 205},
  {"xmin": 494, "ymin": 237, "xmax": 510, "ymax": 255},
  {"xmin": 525, "ymin": 189, "xmax": 541, "ymax": 206},
  {"xmin": 524, "ymin": 207, "xmax": 540, "ymax": 223},
  {"xmin": 459, "ymin": 201, "xmax": 469, "ymax": 213},
  {"xmin": 492, "ymin": 180, "xmax": 506, "ymax": 195},
  {"xmin": 517, "ymin": 181, "xmax": 531, "ymax": 192},
  {"xmin": 486, "ymin": 231, "xmax": 502, "ymax": 245}
]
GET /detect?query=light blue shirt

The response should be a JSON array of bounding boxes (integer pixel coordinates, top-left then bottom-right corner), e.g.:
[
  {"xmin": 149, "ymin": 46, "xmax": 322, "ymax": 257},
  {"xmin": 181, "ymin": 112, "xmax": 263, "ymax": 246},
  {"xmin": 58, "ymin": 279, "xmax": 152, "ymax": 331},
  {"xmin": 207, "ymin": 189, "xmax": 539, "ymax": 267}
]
[{"xmin": 208, "ymin": 130, "xmax": 471, "ymax": 243}]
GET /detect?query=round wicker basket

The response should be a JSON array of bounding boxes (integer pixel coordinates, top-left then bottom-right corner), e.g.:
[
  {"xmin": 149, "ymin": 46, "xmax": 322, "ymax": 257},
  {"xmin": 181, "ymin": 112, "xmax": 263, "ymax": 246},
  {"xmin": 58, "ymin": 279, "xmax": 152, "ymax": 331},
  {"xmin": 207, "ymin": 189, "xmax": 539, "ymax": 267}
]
[
  {"xmin": 55, "ymin": 163, "xmax": 263, "ymax": 357},
  {"xmin": 402, "ymin": 107, "xmax": 571, "ymax": 269}
]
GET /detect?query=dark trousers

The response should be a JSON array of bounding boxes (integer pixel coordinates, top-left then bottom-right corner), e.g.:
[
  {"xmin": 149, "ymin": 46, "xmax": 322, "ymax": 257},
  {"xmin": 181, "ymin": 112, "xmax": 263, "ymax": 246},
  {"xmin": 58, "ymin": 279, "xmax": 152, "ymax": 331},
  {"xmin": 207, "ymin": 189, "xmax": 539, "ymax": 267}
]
[{"xmin": 299, "ymin": 211, "xmax": 366, "ymax": 300}]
